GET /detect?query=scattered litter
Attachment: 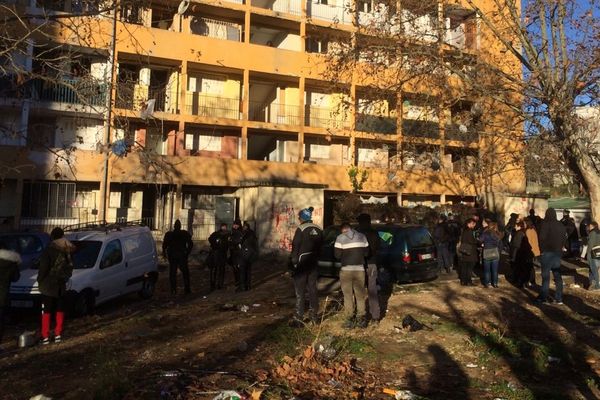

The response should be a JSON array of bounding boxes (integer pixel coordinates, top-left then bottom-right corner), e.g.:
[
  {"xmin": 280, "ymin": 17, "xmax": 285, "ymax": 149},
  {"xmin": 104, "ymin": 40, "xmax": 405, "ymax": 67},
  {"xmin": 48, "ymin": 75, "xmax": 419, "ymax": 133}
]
[
  {"xmin": 571, "ymin": 284, "xmax": 581, "ymax": 288},
  {"xmin": 547, "ymin": 356, "xmax": 561, "ymax": 363},
  {"xmin": 19, "ymin": 331, "xmax": 38, "ymax": 348},
  {"xmin": 161, "ymin": 371, "xmax": 180, "ymax": 377},
  {"xmin": 29, "ymin": 396, "xmax": 52, "ymax": 400},
  {"xmin": 203, "ymin": 296, "xmax": 207, "ymax": 299},
  {"xmin": 466, "ymin": 363, "xmax": 478, "ymax": 368},
  {"xmin": 393, "ymin": 326, "xmax": 403, "ymax": 334},
  {"xmin": 431, "ymin": 314, "xmax": 440, "ymax": 320},
  {"xmin": 315, "ymin": 336, "xmax": 338, "ymax": 360},
  {"xmin": 493, "ymin": 398, "xmax": 508, "ymax": 400},
  {"xmin": 401, "ymin": 315, "xmax": 432, "ymax": 332},
  {"xmin": 383, "ymin": 388, "xmax": 421, "ymax": 399},
  {"xmin": 252, "ymin": 303, "xmax": 261, "ymax": 307},
  {"xmin": 212, "ymin": 391, "xmax": 243, "ymax": 400},
  {"xmin": 220, "ymin": 303, "xmax": 236, "ymax": 311},
  {"xmin": 239, "ymin": 305, "xmax": 250, "ymax": 313},
  {"xmin": 328, "ymin": 378, "xmax": 343, "ymax": 388}
]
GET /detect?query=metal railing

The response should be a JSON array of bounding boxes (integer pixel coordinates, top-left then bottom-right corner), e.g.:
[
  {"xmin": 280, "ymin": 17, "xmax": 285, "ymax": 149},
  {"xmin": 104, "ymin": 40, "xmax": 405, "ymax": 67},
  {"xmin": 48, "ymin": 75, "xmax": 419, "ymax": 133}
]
[
  {"xmin": 116, "ymin": 84, "xmax": 178, "ymax": 113},
  {"xmin": 191, "ymin": 17, "xmax": 242, "ymax": 41},
  {"xmin": 30, "ymin": 78, "xmax": 107, "ymax": 107},
  {"xmin": 254, "ymin": 0, "xmax": 302, "ymax": 15},
  {"xmin": 402, "ymin": 119, "xmax": 440, "ymax": 139},
  {"xmin": 249, "ymin": 101, "xmax": 301, "ymax": 125},
  {"xmin": 304, "ymin": 105, "xmax": 351, "ymax": 129},
  {"xmin": 356, "ymin": 113, "xmax": 397, "ymax": 134},
  {"xmin": 306, "ymin": 2, "xmax": 352, "ymax": 24},
  {"xmin": 185, "ymin": 92, "xmax": 241, "ymax": 119}
]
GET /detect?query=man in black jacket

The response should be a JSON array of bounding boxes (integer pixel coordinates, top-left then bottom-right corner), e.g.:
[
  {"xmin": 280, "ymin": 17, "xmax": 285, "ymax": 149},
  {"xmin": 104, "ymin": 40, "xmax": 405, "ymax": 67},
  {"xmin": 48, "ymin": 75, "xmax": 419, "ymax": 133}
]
[
  {"xmin": 229, "ymin": 219, "xmax": 243, "ymax": 289},
  {"xmin": 163, "ymin": 220, "xmax": 193, "ymax": 295},
  {"xmin": 357, "ymin": 213, "xmax": 381, "ymax": 322},
  {"xmin": 239, "ymin": 222, "xmax": 258, "ymax": 292},
  {"xmin": 290, "ymin": 207, "xmax": 323, "ymax": 325},
  {"xmin": 208, "ymin": 223, "xmax": 230, "ymax": 291},
  {"xmin": 538, "ymin": 208, "xmax": 568, "ymax": 304},
  {"xmin": 458, "ymin": 219, "xmax": 479, "ymax": 286},
  {"xmin": 0, "ymin": 241, "xmax": 20, "ymax": 345},
  {"xmin": 433, "ymin": 215, "xmax": 452, "ymax": 273}
]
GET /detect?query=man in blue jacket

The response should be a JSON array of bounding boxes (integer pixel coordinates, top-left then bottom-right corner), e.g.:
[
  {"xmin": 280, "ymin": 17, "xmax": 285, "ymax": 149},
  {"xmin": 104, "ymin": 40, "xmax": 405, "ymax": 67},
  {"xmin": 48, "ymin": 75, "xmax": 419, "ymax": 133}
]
[{"xmin": 335, "ymin": 222, "xmax": 369, "ymax": 329}]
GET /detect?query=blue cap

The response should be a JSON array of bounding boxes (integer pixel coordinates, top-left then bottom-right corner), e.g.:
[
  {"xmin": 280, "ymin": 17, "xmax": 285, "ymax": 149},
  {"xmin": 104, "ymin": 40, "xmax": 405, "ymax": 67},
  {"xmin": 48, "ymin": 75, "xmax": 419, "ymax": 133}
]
[{"xmin": 299, "ymin": 207, "xmax": 314, "ymax": 221}]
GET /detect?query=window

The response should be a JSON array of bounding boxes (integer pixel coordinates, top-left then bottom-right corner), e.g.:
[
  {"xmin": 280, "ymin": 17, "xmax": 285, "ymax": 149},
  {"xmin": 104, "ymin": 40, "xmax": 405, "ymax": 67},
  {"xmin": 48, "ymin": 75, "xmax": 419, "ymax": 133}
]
[
  {"xmin": 100, "ymin": 239, "xmax": 123, "ymax": 269},
  {"xmin": 306, "ymin": 38, "xmax": 329, "ymax": 54},
  {"xmin": 185, "ymin": 133, "xmax": 222, "ymax": 152},
  {"xmin": 183, "ymin": 193, "xmax": 216, "ymax": 209},
  {"xmin": 22, "ymin": 182, "xmax": 76, "ymax": 218},
  {"xmin": 358, "ymin": 0, "xmax": 372, "ymax": 13},
  {"xmin": 71, "ymin": 240, "xmax": 102, "ymax": 269}
]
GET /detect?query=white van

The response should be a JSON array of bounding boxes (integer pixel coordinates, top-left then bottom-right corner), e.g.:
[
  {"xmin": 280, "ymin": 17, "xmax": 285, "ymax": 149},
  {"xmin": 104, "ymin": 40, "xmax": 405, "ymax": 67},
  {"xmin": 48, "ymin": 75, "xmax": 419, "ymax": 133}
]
[{"xmin": 10, "ymin": 225, "xmax": 159, "ymax": 315}]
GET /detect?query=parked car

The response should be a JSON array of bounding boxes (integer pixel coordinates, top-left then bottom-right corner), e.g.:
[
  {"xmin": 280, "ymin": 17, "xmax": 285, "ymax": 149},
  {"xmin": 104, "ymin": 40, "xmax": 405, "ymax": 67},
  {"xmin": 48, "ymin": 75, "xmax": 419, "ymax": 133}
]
[
  {"xmin": 10, "ymin": 224, "xmax": 159, "ymax": 315},
  {"xmin": 318, "ymin": 223, "xmax": 439, "ymax": 283},
  {"xmin": 0, "ymin": 231, "xmax": 51, "ymax": 270}
]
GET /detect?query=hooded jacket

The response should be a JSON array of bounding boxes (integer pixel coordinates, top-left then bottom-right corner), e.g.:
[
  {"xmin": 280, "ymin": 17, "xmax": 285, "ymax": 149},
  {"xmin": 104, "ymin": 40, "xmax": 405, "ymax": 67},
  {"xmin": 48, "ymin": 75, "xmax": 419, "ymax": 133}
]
[
  {"xmin": 538, "ymin": 208, "xmax": 568, "ymax": 253},
  {"xmin": 334, "ymin": 229, "xmax": 369, "ymax": 270},
  {"xmin": 291, "ymin": 221, "xmax": 323, "ymax": 271},
  {"xmin": 0, "ymin": 249, "xmax": 21, "ymax": 307},
  {"xmin": 37, "ymin": 238, "xmax": 75, "ymax": 298}
]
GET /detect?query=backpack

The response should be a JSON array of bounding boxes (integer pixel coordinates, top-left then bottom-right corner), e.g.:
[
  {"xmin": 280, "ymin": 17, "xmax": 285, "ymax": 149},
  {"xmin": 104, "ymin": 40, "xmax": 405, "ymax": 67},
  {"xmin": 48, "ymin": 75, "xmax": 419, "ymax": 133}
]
[{"xmin": 49, "ymin": 251, "xmax": 73, "ymax": 282}]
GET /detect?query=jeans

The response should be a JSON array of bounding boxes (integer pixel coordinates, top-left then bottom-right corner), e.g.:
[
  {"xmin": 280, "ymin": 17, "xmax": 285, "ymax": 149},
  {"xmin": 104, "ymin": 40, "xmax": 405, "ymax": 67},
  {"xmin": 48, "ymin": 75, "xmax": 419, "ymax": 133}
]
[
  {"xmin": 436, "ymin": 244, "xmax": 452, "ymax": 272},
  {"xmin": 169, "ymin": 256, "xmax": 190, "ymax": 294},
  {"xmin": 366, "ymin": 264, "xmax": 380, "ymax": 320},
  {"xmin": 293, "ymin": 268, "xmax": 319, "ymax": 320},
  {"xmin": 340, "ymin": 269, "xmax": 367, "ymax": 319},
  {"xmin": 540, "ymin": 252, "xmax": 563, "ymax": 302},
  {"xmin": 483, "ymin": 258, "xmax": 499, "ymax": 286},
  {"xmin": 587, "ymin": 256, "xmax": 600, "ymax": 289}
]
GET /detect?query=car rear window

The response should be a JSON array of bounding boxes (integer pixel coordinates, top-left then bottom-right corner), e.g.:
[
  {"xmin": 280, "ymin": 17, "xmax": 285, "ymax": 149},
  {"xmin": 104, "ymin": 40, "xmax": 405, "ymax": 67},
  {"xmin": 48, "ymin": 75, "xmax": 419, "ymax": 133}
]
[
  {"xmin": 71, "ymin": 240, "xmax": 102, "ymax": 269},
  {"xmin": 402, "ymin": 227, "xmax": 434, "ymax": 248}
]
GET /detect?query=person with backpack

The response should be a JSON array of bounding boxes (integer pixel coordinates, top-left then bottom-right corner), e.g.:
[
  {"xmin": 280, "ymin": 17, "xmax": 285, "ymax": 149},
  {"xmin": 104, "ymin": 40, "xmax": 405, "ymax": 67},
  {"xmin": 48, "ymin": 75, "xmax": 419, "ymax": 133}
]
[
  {"xmin": 480, "ymin": 219, "xmax": 503, "ymax": 288},
  {"xmin": 433, "ymin": 215, "xmax": 452, "ymax": 273},
  {"xmin": 208, "ymin": 223, "xmax": 230, "ymax": 291},
  {"xmin": 335, "ymin": 222, "xmax": 370, "ymax": 328},
  {"xmin": 0, "ymin": 241, "xmax": 21, "ymax": 345},
  {"xmin": 162, "ymin": 219, "xmax": 194, "ymax": 295},
  {"xmin": 356, "ymin": 213, "xmax": 381, "ymax": 323},
  {"xmin": 38, "ymin": 227, "xmax": 75, "ymax": 345},
  {"xmin": 290, "ymin": 207, "xmax": 323, "ymax": 326},
  {"xmin": 239, "ymin": 222, "xmax": 258, "ymax": 292}
]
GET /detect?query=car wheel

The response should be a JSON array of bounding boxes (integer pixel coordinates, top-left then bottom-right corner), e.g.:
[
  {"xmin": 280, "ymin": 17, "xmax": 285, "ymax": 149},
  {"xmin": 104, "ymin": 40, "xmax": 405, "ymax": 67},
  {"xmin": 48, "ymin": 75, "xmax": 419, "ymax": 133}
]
[
  {"xmin": 73, "ymin": 290, "xmax": 95, "ymax": 317},
  {"xmin": 139, "ymin": 276, "xmax": 156, "ymax": 299}
]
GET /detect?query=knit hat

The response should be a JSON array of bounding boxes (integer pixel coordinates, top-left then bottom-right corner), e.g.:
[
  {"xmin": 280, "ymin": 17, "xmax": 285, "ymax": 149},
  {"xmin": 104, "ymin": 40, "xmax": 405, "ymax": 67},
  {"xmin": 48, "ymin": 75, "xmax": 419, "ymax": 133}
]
[{"xmin": 299, "ymin": 207, "xmax": 314, "ymax": 222}]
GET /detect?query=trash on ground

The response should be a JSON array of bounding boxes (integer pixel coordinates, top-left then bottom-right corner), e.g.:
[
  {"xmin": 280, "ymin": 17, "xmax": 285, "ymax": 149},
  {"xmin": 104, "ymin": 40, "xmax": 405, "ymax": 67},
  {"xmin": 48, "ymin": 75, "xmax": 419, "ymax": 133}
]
[
  {"xmin": 29, "ymin": 396, "xmax": 52, "ymax": 400},
  {"xmin": 466, "ymin": 363, "xmax": 478, "ymax": 368},
  {"xmin": 431, "ymin": 314, "xmax": 440, "ymax": 320},
  {"xmin": 383, "ymin": 388, "xmax": 422, "ymax": 399},
  {"xmin": 401, "ymin": 315, "xmax": 432, "ymax": 332},
  {"xmin": 315, "ymin": 335, "xmax": 338, "ymax": 360},
  {"xmin": 212, "ymin": 390, "xmax": 243, "ymax": 400},
  {"xmin": 547, "ymin": 356, "xmax": 561, "ymax": 363},
  {"xmin": 328, "ymin": 378, "xmax": 343, "ymax": 388},
  {"xmin": 19, "ymin": 331, "xmax": 38, "ymax": 348},
  {"xmin": 220, "ymin": 303, "xmax": 236, "ymax": 311},
  {"xmin": 239, "ymin": 305, "xmax": 250, "ymax": 313},
  {"xmin": 252, "ymin": 303, "xmax": 261, "ymax": 307},
  {"xmin": 161, "ymin": 371, "xmax": 180, "ymax": 377},
  {"xmin": 571, "ymin": 284, "xmax": 581, "ymax": 288}
]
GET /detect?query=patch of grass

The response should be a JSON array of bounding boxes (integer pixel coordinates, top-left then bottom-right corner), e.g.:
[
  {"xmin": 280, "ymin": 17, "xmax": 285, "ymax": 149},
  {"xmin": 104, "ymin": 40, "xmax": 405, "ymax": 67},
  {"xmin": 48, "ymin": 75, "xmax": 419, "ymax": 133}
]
[
  {"xmin": 90, "ymin": 348, "xmax": 131, "ymax": 400},
  {"xmin": 264, "ymin": 322, "xmax": 314, "ymax": 361},
  {"xmin": 489, "ymin": 380, "xmax": 535, "ymax": 400},
  {"xmin": 336, "ymin": 336, "xmax": 377, "ymax": 360},
  {"xmin": 435, "ymin": 320, "xmax": 469, "ymax": 335}
]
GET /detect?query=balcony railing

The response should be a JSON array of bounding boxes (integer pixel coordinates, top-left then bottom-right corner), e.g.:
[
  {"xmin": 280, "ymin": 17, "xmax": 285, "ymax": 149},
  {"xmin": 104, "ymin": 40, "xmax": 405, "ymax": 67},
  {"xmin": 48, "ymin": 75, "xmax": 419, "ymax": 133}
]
[
  {"xmin": 254, "ymin": 0, "xmax": 302, "ymax": 15},
  {"xmin": 185, "ymin": 92, "xmax": 241, "ymax": 119},
  {"xmin": 306, "ymin": 2, "xmax": 352, "ymax": 24},
  {"xmin": 445, "ymin": 123, "xmax": 479, "ymax": 142},
  {"xmin": 356, "ymin": 114, "xmax": 397, "ymax": 134},
  {"xmin": 116, "ymin": 83, "xmax": 178, "ymax": 113},
  {"xmin": 249, "ymin": 101, "xmax": 300, "ymax": 125},
  {"xmin": 31, "ymin": 78, "xmax": 107, "ymax": 107},
  {"xmin": 402, "ymin": 119, "xmax": 440, "ymax": 139},
  {"xmin": 190, "ymin": 17, "xmax": 242, "ymax": 41},
  {"xmin": 304, "ymin": 105, "xmax": 351, "ymax": 129}
]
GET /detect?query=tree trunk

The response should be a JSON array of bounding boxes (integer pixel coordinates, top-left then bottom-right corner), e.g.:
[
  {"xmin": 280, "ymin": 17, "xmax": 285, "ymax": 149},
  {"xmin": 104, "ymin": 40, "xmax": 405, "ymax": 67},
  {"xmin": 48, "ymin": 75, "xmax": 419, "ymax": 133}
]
[{"xmin": 578, "ymin": 157, "xmax": 600, "ymax": 220}]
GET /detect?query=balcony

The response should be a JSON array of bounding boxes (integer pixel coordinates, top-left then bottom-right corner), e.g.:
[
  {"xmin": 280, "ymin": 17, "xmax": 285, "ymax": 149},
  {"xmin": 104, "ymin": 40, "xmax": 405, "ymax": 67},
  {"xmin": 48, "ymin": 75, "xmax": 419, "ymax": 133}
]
[
  {"xmin": 185, "ymin": 93, "xmax": 241, "ymax": 120},
  {"xmin": 304, "ymin": 105, "xmax": 351, "ymax": 129},
  {"xmin": 30, "ymin": 78, "xmax": 106, "ymax": 107},
  {"xmin": 356, "ymin": 114, "xmax": 397, "ymax": 134},
  {"xmin": 307, "ymin": 2, "xmax": 352, "ymax": 24},
  {"xmin": 402, "ymin": 119, "xmax": 440, "ymax": 139},
  {"xmin": 252, "ymin": 0, "xmax": 302, "ymax": 15},
  {"xmin": 249, "ymin": 102, "xmax": 300, "ymax": 125},
  {"xmin": 190, "ymin": 17, "xmax": 242, "ymax": 41},
  {"xmin": 116, "ymin": 83, "xmax": 178, "ymax": 114},
  {"xmin": 445, "ymin": 123, "xmax": 479, "ymax": 142}
]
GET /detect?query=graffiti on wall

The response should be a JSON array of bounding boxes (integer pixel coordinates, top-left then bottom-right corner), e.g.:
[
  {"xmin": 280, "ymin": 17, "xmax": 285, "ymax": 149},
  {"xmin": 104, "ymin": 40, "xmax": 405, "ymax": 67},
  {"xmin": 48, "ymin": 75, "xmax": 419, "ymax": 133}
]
[{"xmin": 270, "ymin": 204, "xmax": 324, "ymax": 251}]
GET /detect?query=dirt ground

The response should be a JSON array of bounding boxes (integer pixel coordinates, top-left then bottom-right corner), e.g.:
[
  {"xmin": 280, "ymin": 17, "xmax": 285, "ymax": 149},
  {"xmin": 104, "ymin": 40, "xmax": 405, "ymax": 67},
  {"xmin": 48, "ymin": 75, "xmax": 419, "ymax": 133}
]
[{"xmin": 1, "ymin": 255, "xmax": 600, "ymax": 400}]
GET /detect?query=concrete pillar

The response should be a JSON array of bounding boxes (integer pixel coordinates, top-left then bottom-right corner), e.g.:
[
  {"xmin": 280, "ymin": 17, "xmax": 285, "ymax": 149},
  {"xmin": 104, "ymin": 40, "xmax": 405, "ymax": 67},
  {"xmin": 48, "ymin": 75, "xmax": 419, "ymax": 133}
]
[
  {"xmin": 241, "ymin": 69, "xmax": 250, "ymax": 160},
  {"xmin": 440, "ymin": 193, "xmax": 446, "ymax": 204},
  {"xmin": 179, "ymin": 61, "xmax": 188, "ymax": 115},
  {"xmin": 298, "ymin": 76, "xmax": 305, "ymax": 162}
]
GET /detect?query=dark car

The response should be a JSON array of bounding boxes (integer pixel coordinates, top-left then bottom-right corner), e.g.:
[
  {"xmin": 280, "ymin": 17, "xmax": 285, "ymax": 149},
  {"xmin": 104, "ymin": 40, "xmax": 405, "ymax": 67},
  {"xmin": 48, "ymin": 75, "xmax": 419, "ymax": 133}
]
[
  {"xmin": 318, "ymin": 223, "xmax": 439, "ymax": 283},
  {"xmin": 0, "ymin": 231, "xmax": 51, "ymax": 270}
]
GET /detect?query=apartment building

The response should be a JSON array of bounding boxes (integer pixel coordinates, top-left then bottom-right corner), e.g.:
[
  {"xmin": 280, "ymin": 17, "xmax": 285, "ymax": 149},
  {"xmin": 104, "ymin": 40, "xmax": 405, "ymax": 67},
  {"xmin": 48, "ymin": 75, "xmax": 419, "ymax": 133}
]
[{"xmin": 0, "ymin": 0, "xmax": 525, "ymax": 250}]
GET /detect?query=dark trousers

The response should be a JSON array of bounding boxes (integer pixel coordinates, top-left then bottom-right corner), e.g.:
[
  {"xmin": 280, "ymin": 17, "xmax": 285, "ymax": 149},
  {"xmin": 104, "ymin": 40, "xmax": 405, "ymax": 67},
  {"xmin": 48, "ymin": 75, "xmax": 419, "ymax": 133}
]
[
  {"xmin": 0, "ymin": 306, "xmax": 5, "ymax": 343},
  {"xmin": 540, "ymin": 252, "xmax": 563, "ymax": 302},
  {"xmin": 436, "ymin": 244, "xmax": 452, "ymax": 272},
  {"xmin": 209, "ymin": 251, "xmax": 227, "ymax": 290},
  {"xmin": 459, "ymin": 260, "xmax": 476, "ymax": 285},
  {"xmin": 366, "ymin": 263, "xmax": 381, "ymax": 320},
  {"xmin": 169, "ymin": 257, "xmax": 190, "ymax": 294},
  {"xmin": 293, "ymin": 268, "xmax": 319, "ymax": 320},
  {"xmin": 239, "ymin": 258, "xmax": 252, "ymax": 291},
  {"xmin": 516, "ymin": 260, "xmax": 535, "ymax": 286}
]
